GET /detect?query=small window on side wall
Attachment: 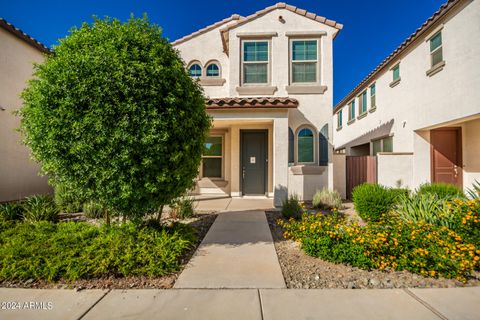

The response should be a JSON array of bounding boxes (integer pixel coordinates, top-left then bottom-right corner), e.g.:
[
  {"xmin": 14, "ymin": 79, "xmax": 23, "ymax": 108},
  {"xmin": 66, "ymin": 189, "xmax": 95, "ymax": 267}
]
[
  {"xmin": 370, "ymin": 83, "xmax": 376, "ymax": 108},
  {"xmin": 189, "ymin": 64, "xmax": 202, "ymax": 78},
  {"xmin": 297, "ymin": 128, "xmax": 314, "ymax": 163},
  {"xmin": 430, "ymin": 32, "xmax": 443, "ymax": 67},
  {"xmin": 202, "ymin": 136, "xmax": 223, "ymax": 178},
  {"xmin": 348, "ymin": 100, "xmax": 355, "ymax": 121},
  {"xmin": 337, "ymin": 110, "xmax": 343, "ymax": 128},
  {"xmin": 392, "ymin": 64, "xmax": 400, "ymax": 81},
  {"xmin": 206, "ymin": 63, "xmax": 220, "ymax": 77},
  {"xmin": 372, "ymin": 136, "xmax": 393, "ymax": 155}
]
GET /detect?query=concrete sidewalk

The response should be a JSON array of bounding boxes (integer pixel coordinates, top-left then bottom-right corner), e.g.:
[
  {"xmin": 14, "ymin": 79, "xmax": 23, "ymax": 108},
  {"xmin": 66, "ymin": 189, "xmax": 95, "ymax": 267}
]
[
  {"xmin": 174, "ymin": 210, "xmax": 286, "ymax": 288},
  {"xmin": 193, "ymin": 197, "xmax": 274, "ymax": 212},
  {"xmin": 1, "ymin": 287, "xmax": 479, "ymax": 320}
]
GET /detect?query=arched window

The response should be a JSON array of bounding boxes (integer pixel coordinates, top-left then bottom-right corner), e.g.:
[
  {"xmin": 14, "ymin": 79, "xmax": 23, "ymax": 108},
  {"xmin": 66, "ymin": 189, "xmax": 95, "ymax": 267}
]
[
  {"xmin": 206, "ymin": 63, "xmax": 220, "ymax": 77},
  {"xmin": 319, "ymin": 124, "xmax": 329, "ymax": 166},
  {"xmin": 297, "ymin": 128, "xmax": 314, "ymax": 163},
  {"xmin": 188, "ymin": 64, "xmax": 202, "ymax": 77}
]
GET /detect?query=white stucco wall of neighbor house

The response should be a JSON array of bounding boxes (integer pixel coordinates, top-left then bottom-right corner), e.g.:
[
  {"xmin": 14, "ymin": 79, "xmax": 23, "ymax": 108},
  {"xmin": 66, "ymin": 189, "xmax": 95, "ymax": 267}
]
[
  {"xmin": 0, "ymin": 27, "xmax": 52, "ymax": 202},
  {"xmin": 376, "ymin": 153, "xmax": 414, "ymax": 189},
  {"xmin": 174, "ymin": 7, "xmax": 338, "ymax": 203},
  {"xmin": 333, "ymin": 0, "xmax": 480, "ymax": 190}
]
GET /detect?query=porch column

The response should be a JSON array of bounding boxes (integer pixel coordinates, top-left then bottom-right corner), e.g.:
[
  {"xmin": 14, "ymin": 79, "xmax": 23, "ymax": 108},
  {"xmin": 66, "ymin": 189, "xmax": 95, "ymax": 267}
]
[{"xmin": 273, "ymin": 116, "xmax": 289, "ymax": 207}]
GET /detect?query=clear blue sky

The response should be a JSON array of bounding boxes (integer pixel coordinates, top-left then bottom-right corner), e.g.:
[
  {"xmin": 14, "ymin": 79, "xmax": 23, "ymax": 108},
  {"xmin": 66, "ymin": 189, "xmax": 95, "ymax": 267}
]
[{"xmin": 1, "ymin": 0, "xmax": 445, "ymax": 105}]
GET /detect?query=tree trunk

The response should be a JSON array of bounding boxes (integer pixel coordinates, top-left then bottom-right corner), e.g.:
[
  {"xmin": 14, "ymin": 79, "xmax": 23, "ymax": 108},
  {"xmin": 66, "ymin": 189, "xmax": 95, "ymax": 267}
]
[
  {"xmin": 104, "ymin": 209, "xmax": 110, "ymax": 225},
  {"xmin": 157, "ymin": 205, "xmax": 164, "ymax": 222}
]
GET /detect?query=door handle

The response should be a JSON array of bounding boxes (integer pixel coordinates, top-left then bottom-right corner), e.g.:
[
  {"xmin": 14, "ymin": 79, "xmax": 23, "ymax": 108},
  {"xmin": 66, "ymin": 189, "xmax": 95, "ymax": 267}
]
[{"xmin": 242, "ymin": 167, "xmax": 245, "ymax": 180}]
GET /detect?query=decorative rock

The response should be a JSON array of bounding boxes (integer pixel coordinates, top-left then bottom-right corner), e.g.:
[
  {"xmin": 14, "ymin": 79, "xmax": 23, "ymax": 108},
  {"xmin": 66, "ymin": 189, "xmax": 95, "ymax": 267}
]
[{"xmin": 368, "ymin": 278, "xmax": 380, "ymax": 287}]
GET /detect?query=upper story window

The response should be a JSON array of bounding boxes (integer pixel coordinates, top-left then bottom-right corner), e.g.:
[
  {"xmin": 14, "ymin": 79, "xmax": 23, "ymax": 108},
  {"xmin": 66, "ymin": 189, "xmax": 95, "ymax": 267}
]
[
  {"xmin": 206, "ymin": 63, "xmax": 220, "ymax": 77},
  {"xmin": 430, "ymin": 32, "xmax": 443, "ymax": 67},
  {"xmin": 370, "ymin": 83, "xmax": 376, "ymax": 109},
  {"xmin": 242, "ymin": 41, "xmax": 269, "ymax": 84},
  {"xmin": 348, "ymin": 100, "xmax": 355, "ymax": 122},
  {"xmin": 359, "ymin": 90, "xmax": 367, "ymax": 115},
  {"xmin": 297, "ymin": 128, "xmax": 314, "ymax": 163},
  {"xmin": 291, "ymin": 40, "xmax": 318, "ymax": 83},
  {"xmin": 188, "ymin": 64, "xmax": 202, "ymax": 78},
  {"xmin": 392, "ymin": 64, "xmax": 400, "ymax": 81},
  {"xmin": 337, "ymin": 110, "xmax": 343, "ymax": 129}
]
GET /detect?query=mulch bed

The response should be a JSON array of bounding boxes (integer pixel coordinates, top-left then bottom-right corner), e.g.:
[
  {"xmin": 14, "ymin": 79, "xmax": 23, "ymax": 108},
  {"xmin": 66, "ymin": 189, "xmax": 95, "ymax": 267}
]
[
  {"xmin": 0, "ymin": 212, "xmax": 217, "ymax": 290},
  {"xmin": 266, "ymin": 210, "xmax": 480, "ymax": 289}
]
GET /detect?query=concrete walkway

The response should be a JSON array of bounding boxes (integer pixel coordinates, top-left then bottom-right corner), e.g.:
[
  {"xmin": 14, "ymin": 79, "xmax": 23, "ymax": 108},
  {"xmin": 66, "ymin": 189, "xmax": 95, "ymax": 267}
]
[
  {"xmin": 174, "ymin": 210, "xmax": 286, "ymax": 288},
  {"xmin": 193, "ymin": 197, "xmax": 274, "ymax": 212},
  {"xmin": 1, "ymin": 287, "xmax": 479, "ymax": 319}
]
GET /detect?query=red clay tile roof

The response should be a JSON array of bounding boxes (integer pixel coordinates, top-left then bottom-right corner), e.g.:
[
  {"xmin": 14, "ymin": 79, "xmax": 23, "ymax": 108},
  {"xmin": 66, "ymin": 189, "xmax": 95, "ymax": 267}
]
[
  {"xmin": 220, "ymin": 2, "xmax": 343, "ymax": 54},
  {"xmin": 171, "ymin": 14, "xmax": 243, "ymax": 46},
  {"xmin": 206, "ymin": 97, "xmax": 298, "ymax": 109},
  {"xmin": 333, "ymin": 0, "xmax": 461, "ymax": 113},
  {"xmin": 0, "ymin": 18, "xmax": 51, "ymax": 54}
]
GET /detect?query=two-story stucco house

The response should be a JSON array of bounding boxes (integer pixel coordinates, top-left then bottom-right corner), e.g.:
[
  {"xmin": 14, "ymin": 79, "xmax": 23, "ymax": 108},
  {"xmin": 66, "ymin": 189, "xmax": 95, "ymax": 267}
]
[
  {"xmin": 0, "ymin": 19, "xmax": 52, "ymax": 202},
  {"xmin": 333, "ymin": 0, "xmax": 480, "ymax": 197},
  {"xmin": 173, "ymin": 3, "xmax": 343, "ymax": 206}
]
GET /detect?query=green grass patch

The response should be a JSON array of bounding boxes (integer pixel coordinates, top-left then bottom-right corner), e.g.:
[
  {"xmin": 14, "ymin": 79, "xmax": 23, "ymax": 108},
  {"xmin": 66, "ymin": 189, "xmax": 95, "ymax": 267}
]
[{"xmin": 0, "ymin": 220, "xmax": 196, "ymax": 282}]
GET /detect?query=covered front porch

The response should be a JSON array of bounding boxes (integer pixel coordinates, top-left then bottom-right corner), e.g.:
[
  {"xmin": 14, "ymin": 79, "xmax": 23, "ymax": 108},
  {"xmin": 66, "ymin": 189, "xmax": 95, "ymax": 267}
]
[{"xmin": 193, "ymin": 97, "xmax": 296, "ymax": 206}]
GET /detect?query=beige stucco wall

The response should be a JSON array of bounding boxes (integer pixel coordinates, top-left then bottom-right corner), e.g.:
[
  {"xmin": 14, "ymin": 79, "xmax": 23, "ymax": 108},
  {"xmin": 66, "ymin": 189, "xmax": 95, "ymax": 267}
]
[
  {"xmin": 463, "ymin": 118, "xmax": 480, "ymax": 191},
  {"xmin": 332, "ymin": 154, "xmax": 346, "ymax": 199},
  {"xmin": 333, "ymin": 0, "xmax": 480, "ymax": 190},
  {"xmin": 0, "ymin": 28, "xmax": 52, "ymax": 201},
  {"xmin": 174, "ymin": 8, "xmax": 337, "ymax": 203},
  {"xmin": 377, "ymin": 153, "xmax": 414, "ymax": 189}
]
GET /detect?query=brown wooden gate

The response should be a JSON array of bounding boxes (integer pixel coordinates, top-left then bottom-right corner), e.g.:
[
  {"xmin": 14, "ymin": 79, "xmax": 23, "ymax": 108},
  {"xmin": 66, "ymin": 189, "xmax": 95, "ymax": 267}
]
[{"xmin": 346, "ymin": 156, "xmax": 377, "ymax": 199}]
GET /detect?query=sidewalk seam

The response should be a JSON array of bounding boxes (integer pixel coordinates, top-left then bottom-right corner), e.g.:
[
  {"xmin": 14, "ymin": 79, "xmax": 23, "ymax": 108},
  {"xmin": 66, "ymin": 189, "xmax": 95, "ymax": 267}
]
[
  {"xmin": 403, "ymin": 288, "xmax": 448, "ymax": 320},
  {"xmin": 76, "ymin": 289, "xmax": 111, "ymax": 320},
  {"xmin": 257, "ymin": 289, "xmax": 265, "ymax": 320}
]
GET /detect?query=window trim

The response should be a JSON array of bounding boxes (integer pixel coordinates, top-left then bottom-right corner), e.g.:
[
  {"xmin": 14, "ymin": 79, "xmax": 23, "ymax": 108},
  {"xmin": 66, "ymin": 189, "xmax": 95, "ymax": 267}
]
[
  {"xmin": 289, "ymin": 38, "xmax": 321, "ymax": 85},
  {"xmin": 187, "ymin": 61, "xmax": 203, "ymax": 78},
  {"xmin": 295, "ymin": 126, "xmax": 317, "ymax": 165},
  {"xmin": 201, "ymin": 135, "xmax": 224, "ymax": 180},
  {"xmin": 240, "ymin": 39, "xmax": 271, "ymax": 86},
  {"xmin": 369, "ymin": 83, "xmax": 376, "ymax": 110},
  {"xmin": 205, "ymin": 60, "xmax": 221, "ymax": 78},
  {"xmin": 358, "ymin": 90, "xmax": 368, "ymax": 116},
  {"xmin": 348, "ymin": 100, "xmax": 356, "ymax": 123}
]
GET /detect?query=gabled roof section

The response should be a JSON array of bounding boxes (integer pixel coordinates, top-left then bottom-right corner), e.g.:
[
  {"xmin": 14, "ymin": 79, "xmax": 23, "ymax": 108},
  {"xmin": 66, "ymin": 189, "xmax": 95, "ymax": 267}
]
[
  {"xmin": 333, "ymin": 0, "xmax": 461, "ymax": 114},
  {"xmin": 0, "ymin": 18, "xmax": 51, "ymax": 54},
  {"xmin": 206, "ymin": 97, "xmax": 298, "ymax": 109},
  {"xmin": 220, "ymin": 2, "xmax": 343, "ymax": 54},
  {"xmin": 171, "ymin": 14, "xmax": 243, "ymax": 46}
]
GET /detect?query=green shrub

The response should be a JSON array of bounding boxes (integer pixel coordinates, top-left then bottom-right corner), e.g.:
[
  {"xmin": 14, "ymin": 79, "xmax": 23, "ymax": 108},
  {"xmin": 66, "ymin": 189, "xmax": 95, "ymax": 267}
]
[
  {"xmin": 466, "ymin": 180, "xmax": 480, "ymax": 199},
  {"xmin": 19, "ymin": 16, "xmax": 211, "ymax": 221},
  {"xmin": 22, "ymin": 195, "xmax": 59, "ymax": 222},
  {"xmin": 397, "ymin": 193, "xmax": 455, "ymax": 228},
  {"xmin": 417, "ymin": 183, "xmax": 464, "ymax": 199},
  {"xmin": 170, "ymin": 196, "xmax": 195, "ymax": 220},
  {"xmin": 282, "ymin": 194, "xmax": 303, "ymax": 220},
  {"xmin": 83, "ymin": 201, "xmax": 103, "ymax": 219},
  {"xmin": 352, "ymin": 184, "xmax": 403, "ymax": 222},
  {"xmin": 0, "ymin": 221, "xmax": 196, "ymax": 281},
  {"xmin": 54, "ymin": 184, "xmax": 83, "ymax": 213},
  {"xmin": 0, "ymin": 202, "xmax": 24, "ymax": 221},
  {"xmin": 312, "ymin": 188, "xmax": 342, "ymax": 210},
  {"xmin": 279, "ymin": 213, "xmax": 480, "ymax": 281}
]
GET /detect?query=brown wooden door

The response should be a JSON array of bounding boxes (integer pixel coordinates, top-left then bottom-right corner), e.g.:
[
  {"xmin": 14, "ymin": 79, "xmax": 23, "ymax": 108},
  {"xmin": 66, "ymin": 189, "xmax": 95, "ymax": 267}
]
[
  {"xmin": 431, "ymin": 128, "xmax": 462, "ymax": 188},
  {"xmin": 346, "ymin": 156, "xmax": 377, "ymax": 199}
]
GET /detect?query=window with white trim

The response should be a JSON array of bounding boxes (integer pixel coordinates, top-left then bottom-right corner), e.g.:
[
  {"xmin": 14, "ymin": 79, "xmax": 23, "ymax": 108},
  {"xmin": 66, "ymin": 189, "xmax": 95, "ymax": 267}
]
[
  {"xmin": 242, "ymin": 41, "xmax": 269, "ymax": 84},
  {"xmin": 359, "ymin": 90, "xmax": 367, "ymax": 115},
  {"xmin": 202, "ymin": 136, "xmax": 223, "ymax": 178},
  {"xmin": 348, "ymin": 100, "xmax": 355, "ymax": 121},
  {"xmin": 370, "ymin": 83, "xmax": 376, "ymax": 108},
  {"xmin": 206, "ymin": 63, "xmax": 220, "ymax": 77},
  {"xmin": 392, "ymin": 64, "xmax": 400, "ymax": 81},
  {"xmin": 188, "ymin": 64, "xmax": 202, "ymax": 77},
  {"xmin": 337, "ymin": 110, "xmax": 343, "ymax": 128},
  {"xmin": 291, "ymin": 40, "xmax": 318, "ymax": 83},
  {"xmin": 429, "ymin": 31, "xmax": 443, "ymax": 67}
]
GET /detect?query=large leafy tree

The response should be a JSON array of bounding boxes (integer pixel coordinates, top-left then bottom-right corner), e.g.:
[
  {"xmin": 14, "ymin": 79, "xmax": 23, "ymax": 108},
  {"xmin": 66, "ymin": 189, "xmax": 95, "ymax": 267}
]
[{"xmin": 19, "ymin": 16, "xmax": 211, "ymax": 219}]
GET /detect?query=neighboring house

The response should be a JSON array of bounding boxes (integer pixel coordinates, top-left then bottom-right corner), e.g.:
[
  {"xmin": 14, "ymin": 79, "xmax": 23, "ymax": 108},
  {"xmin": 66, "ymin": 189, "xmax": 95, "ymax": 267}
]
[
  {"xmin": 333, "ymin": 0, "xmax": 480, "ymax": 196},
  {"xmin": 173, "ymin": 3, "xmax": 343, "ymax": 206},
  {"xmin": 0, "ymin": 19, "xmax": 52, "ymax": 202}
]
